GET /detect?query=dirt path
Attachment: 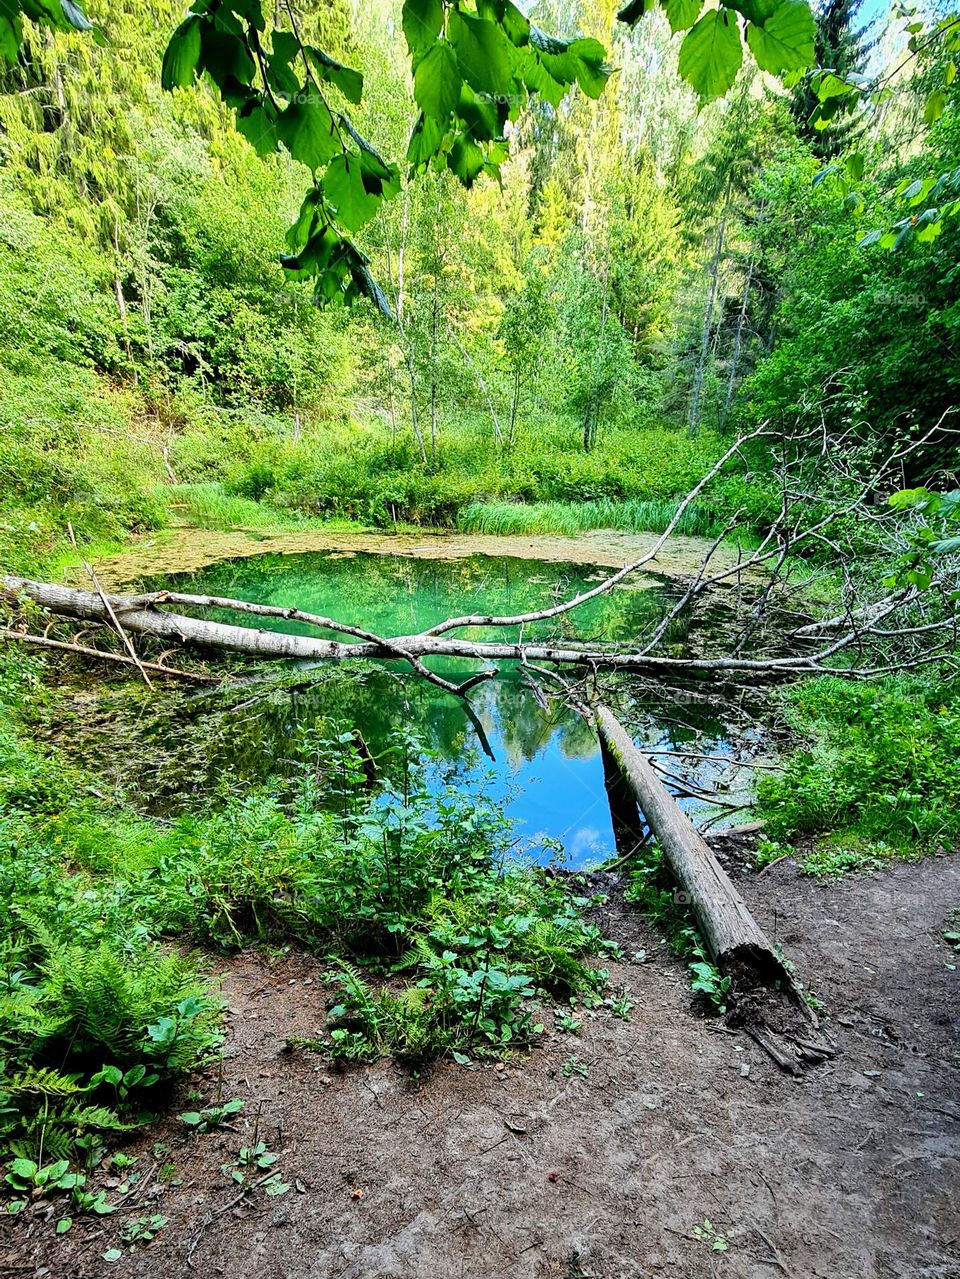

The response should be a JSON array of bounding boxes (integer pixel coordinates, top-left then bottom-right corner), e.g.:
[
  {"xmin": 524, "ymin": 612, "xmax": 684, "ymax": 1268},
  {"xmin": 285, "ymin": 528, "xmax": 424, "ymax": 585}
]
[{"xmin": 5, "ymin": 855, "xmax": 959, "ymax": 1279}]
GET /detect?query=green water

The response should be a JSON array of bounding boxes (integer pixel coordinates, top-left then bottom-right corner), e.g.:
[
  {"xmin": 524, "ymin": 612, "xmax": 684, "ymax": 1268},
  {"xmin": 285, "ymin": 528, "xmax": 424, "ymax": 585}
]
[{"xmin": 62, "ymin": 549, "xmax": 755, "ymax": 867}]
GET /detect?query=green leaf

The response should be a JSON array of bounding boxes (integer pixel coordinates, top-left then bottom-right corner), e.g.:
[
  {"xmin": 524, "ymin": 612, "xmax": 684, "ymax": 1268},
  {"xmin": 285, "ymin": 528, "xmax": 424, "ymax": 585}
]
[
  {"xmin": 407, "ymin": 112, "xmax": 446, "ymax": 165},
  {"xmin": 402, "ymin": 0, "xmax": 444, "ymax": 57},
  {"xmin": 565, "ymin": 38, "xmax": 610, "ymax": 97},
  {"xmin": 414, "ymin": 39, "xmax": 462, "ymax": 119},
  {"xmin": 817, "ymin": 71, "xmax": 856, "ymax": 101},
  {"xmin": 161, "ymin": 15, "xmax": 202, "ymax": 90},
  {"xmin": 477, "ymin": 0, "xmax": 530, "ymax": 46},
  {"xmin": 745, "ymin": 0, "xmax": 814, "ymax": 75},
  {"xmin": 846, "ymin": 152, "xmax": 865, "ymax": 181},
  {"xmin": 57, "ymin": 1217, "xmax": 73, "ymax": 1234},
  {"xmin": 236, "ymin": 100, "xmax": 279, "ymax": 156},
  {"xmin": 678, "ymin": 10, "xmax": 743, "ymax": 102},
  {"xmin": 925, "ymin": 89, "xmax": 946, "ymax": 126},
  {"xmin": 350, "ymin": 258, "xmax": 394, "ymax": 318},
  {"xmin": 664, "ymin": 0, "xmax": 703, "ymax": 35},
  {"xmin": 305, "ymin": 48, "xmax": 364, "ymax": 105},
  {"xmin": 449, "ymin": 131, "xmax": 487, "ymax": 184},
  {"xmin": 0, "ymin": 12, "xmax": 23, "ymax": 65},
  {"xmin": 530, "ymin": 29, "xmax": 611, "ymax": 99},
  {"xmin": 199, "ymin": 30, "xmax": 256, "ymax": 92},
  {"xmin": 103, "ymin": 1249, "xmax": 123, "ymax": 1263},
  {"xmin": 449, "ymin": 9, "xmax": 516, "ymax": 98},
  {"xmin": 59, "ymin": 0, "xmax": 91, "ymax": 30},
  {"xmin": 323, "ymin": 153, "xmax": 381, "ymax": 232},
  {"xmin": 277, "ymin": 94, "xmax": 339, "ymax": 170}
]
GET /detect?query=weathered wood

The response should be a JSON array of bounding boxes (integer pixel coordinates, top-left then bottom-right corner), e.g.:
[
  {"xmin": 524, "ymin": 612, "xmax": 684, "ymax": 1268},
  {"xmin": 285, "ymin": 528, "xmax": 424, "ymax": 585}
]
[
  {"xmin": 595, "ymin": 704, "xmax": 833, "ymax": 1072},
  {"xmin": 0, "ymin": 629, "xmax": 217, "ymax": 682},
  {"xmin": 0, "ymin": 576, "xmax": 855, "ymax": 677}
]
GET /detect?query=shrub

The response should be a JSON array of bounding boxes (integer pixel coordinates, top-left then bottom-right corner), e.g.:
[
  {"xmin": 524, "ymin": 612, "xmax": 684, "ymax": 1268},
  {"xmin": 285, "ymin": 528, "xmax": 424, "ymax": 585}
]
[{"xmin": 756, "ymin": 677, "xmax": 960, "ymax": 867}]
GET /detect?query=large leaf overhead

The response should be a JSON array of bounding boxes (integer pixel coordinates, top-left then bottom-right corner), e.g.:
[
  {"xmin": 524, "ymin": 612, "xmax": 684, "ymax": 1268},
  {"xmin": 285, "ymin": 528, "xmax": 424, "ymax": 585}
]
[
  {"xmin": 678, "ymin": 10, "xmax": 743, "ymax": 102},
  {"xmin": 744, "ymin": 0, "xmax": 815, "ymax": 74},
  {"xmin": 12, "ymin": 0, "xmax": 823, "ymax": 311},
  {"xmin": 0, "ymin": 0, "xmax": 97, "ymax": 65},
  {"xmin": 620, "ymin": 0, "xmax": 819, "ymax": 102}
]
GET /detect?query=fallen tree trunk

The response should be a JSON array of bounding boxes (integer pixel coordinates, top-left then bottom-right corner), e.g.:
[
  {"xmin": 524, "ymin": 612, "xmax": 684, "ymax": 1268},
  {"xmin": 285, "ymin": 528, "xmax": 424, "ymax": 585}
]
[
  {"xmin": 595, "ymin": 705, "xmax": 835, "ymax": 1073},
  {"xmin": 0, "ymin": 576, "xmax": 871, "ymax": 679}
]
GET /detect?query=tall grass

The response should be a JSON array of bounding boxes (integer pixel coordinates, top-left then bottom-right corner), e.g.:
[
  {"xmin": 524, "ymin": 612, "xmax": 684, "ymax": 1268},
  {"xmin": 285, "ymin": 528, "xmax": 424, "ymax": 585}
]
[
  {"xmin": 168, "ymin": 483, "xmax": 365, "ymax": 533},
  {"xmin": 457, "ymin": 498, "xmax": 724, "ymax": 538}
]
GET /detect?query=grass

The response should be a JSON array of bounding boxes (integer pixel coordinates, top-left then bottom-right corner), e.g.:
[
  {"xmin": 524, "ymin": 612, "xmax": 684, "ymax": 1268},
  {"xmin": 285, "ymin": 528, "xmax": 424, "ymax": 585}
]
[
  {"xmin": 457, "ymin": 497, "xmax": 724, "ymax": 538},
  {"xmin": 755, "ymin": 676, "xmax": 960, "ymax": 875},
  {"xmin": 166, "ymin": 482, "xmax": 373, "ymax": 533}
]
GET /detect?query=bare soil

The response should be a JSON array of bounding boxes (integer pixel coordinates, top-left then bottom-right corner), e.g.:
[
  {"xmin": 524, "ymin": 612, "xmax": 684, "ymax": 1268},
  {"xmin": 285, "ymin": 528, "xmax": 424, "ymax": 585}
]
[{"xmin": 4, "ymin": 853, "xmax": 959, "ymax": 1279}]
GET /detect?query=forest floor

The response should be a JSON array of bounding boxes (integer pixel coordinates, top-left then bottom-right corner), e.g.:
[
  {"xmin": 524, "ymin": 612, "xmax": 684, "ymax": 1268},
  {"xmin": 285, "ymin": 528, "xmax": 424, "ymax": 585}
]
[{"xmin": 4, "ymin": 848, "xmax": 958, "ymax": 1279}]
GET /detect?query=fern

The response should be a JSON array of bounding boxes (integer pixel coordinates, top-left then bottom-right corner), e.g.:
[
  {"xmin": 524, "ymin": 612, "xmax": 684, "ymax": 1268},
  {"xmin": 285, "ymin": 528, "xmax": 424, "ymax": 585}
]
[
  {"xmin": 2, "ymin": 1065, "xmax": 86, "ymax": 1098},
  {"xmin": 0, "ymin": 1066, "xmax": 125, "ymax": 1163}
]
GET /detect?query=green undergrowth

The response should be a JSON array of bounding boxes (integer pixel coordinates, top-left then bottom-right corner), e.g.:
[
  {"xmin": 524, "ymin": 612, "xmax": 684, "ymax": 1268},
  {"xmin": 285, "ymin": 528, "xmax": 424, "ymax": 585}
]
[
  {"xmin": 755, "ymin": 676, "xmax": 960, "ymax": 876},
  {"xmin": 167, "ymin": 482, "xmax": 377, "ymax": 535},
  {"xmin": 0, "ymin": 654, "xmax": 612, "ymax": 1175},
  {"xmin": 623, "ymin": 842, "xmax": 731, "ymax": 1013},
  {"xmin": 457, "ymin": 497, "xmax": 724, "ymax": 538}
]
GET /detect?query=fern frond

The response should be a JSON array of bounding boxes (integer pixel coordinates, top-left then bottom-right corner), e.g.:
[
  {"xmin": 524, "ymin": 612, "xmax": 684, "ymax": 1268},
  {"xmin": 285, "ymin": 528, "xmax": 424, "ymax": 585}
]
[{"xmin": 3, "ymin": 1065, "xmax": 85, "ymax": 1098}]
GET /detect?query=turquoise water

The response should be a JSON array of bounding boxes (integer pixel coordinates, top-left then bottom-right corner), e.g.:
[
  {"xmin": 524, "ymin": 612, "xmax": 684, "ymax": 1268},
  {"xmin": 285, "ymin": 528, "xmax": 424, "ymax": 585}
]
[{"xmin": 129, "ymin": 549, "xmax": 755, "ymax": 866}]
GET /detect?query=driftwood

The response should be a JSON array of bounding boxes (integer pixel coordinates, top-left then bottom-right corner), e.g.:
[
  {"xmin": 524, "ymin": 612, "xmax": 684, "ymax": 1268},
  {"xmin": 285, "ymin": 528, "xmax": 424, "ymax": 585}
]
[{"xmin": 595, "ymin": 705, "xmax": 835, "ymax": 1073}]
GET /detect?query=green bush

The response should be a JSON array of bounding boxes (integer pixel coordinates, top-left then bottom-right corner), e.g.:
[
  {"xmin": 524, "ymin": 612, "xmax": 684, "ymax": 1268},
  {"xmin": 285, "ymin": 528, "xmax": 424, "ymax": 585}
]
[{"xmin": 756, "ymin": 677, "xmax": 960, "ymax": 869}]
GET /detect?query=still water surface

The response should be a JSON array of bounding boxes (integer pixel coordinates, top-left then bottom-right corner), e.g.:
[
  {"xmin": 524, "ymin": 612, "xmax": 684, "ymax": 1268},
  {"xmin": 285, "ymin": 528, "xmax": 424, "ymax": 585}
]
[{"xmin": 132, "ymin": 549, "xmax": 756, "ymax": 866}]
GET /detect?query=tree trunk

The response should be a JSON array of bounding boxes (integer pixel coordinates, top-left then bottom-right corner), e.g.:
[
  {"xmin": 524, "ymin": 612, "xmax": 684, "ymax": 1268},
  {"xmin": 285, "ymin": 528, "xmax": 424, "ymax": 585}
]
[
  {"xmin": 0, "ymin": 575, "xmax": 842, "ymax": 678},
  {"xmin": 595, "ymin": 705, "xmax": 835, "ymax": 1071},
  {"xmin": 508, "ymin": 367, "xmax": 520, "ymax": 446},
  {"xmin": 720, "ymin": 257, "xmax": 753, "ymax": 431},
  {"xmin": 688, "ymin": 178, "xmax": 732, "ymax": 440},
  {"xmin": 395, "ymin": 193, "xmax": 427, "ymax": 466}
]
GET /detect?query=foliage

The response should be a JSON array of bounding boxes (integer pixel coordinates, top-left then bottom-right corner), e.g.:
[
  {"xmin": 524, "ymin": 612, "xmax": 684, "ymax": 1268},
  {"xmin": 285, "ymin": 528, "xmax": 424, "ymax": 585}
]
[
  {"xmin": 624, "ymin": 840, "xmax": 730, "ymax": 1012},
  {"xmin": 457, "ymin": 496, "xmax": 722, "ymax": 538},
  {"xmin": 755, "ymin": 677, "xmax": 960, "ymax": 871},
  {"xmin": 0, "ymin": 656, "xmax": 613, "ymax": 1176},
  {"xmin": 944, "ymin": 909, "xmax": 960, "ymax": 953}
]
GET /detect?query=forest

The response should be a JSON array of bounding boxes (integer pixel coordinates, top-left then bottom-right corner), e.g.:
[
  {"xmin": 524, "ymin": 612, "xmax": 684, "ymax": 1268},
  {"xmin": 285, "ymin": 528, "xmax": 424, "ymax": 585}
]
[{"xmin": 0, "ymin": 0, "xmax": 959, "ymax": 1275}]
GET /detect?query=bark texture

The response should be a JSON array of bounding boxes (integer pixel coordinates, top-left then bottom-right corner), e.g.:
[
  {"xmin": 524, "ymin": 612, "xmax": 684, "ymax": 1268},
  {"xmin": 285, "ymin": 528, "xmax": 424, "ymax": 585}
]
[{"xmin": 595, "ymin": 704, "xmax": 835, "ymax": 1072}]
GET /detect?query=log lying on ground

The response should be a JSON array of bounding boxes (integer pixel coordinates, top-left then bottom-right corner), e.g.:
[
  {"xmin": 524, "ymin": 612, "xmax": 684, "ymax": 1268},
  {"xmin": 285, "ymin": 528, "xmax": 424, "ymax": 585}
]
[
  {"xmin": 0, "ymin": 575, "xmax": 871, "ymax": 680},
  {"xmin": 595, "ymin": 705, "xmax": 835, "ymax": 1073}
]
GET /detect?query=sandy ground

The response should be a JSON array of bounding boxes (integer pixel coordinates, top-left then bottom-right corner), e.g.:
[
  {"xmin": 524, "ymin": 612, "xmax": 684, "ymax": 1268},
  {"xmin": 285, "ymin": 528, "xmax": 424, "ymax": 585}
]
[{"xmin": 5, "ymin": 851, "xmax": 958, "ymax": 1279}]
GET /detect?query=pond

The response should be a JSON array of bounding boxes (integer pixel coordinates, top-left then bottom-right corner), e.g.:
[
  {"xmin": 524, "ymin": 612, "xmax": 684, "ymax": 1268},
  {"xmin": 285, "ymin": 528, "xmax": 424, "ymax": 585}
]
[{"xmin": 50, "ymin": 541, "xmax": 765, "ymax": 868}]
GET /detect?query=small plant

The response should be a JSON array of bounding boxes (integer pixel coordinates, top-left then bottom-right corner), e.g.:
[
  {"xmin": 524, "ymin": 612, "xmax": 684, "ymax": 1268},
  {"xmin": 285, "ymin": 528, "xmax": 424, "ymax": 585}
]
[
  {"xmin": 179, "ymin": 1097, "xmax": 244, "ymax": 1132},
  {"xmin": 223, "ymin": 1143, "xmax": 289, "ymax": 1197},
  {"xmin": 556, "ymin": 1011, "xmax": 583, "ymax": 1034},
  {"xmin": 4, "ymin": 1158, "xmax": 79, "ymax": 1212},
  {"xmin": 71, "ymin": 1182, "xmax": 116, "ymax": 1215},
  {"xmin": 608, "ymin": 989, "xmax": 634, "ymax": 1021},
  {"xmin": 118, "ymin": 1213, "xmax": 168, "ymax": 1247},
  {"xmin": 561, "ymin": 1055, "xmax": 589, "ymax": 1078},
  {"xmin": 693, "ymin": 1217, "xmax": 729, "ymax": 1252},
  {"xmin": 225, "ymin": 1141, "xmax": 280, "ymax": 1181},
  {"xmin": 689, "ymin": 961, "xmax": 732, "ymax": 1013},
  {"xmin": 944, "ymin": 909, "xmax": 960, "ymax": 953},
  {"xmin": 90, "ymin": 1064, "xmax": 160, "ymax": 1102}
]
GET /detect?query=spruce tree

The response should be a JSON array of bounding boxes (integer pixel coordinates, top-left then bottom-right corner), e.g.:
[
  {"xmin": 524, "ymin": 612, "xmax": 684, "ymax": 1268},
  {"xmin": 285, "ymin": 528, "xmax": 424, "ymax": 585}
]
[{"xmin": 791, "ymin": 0, "xmax": 876, "ymax": 158}]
